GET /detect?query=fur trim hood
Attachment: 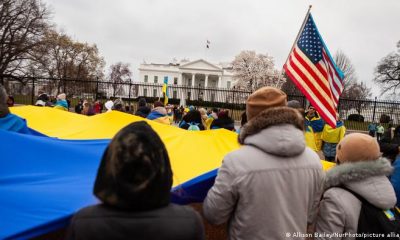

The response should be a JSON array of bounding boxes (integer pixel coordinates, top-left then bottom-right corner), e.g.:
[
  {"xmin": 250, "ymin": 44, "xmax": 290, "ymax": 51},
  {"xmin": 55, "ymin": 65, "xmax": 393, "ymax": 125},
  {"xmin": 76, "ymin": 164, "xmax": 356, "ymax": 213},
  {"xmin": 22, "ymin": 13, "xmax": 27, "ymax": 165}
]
[
  {"xmin": 324, "ymin": 158, "xmax": 396, "ymax": 209},
  {"xmin": 239, "ymin": 107, "xmax": 304, "ymax": 144},
  {"xmin": 324, "ymin": 158, "xmax": 393, "ymax": 189},
  {"xmin": 239, "ymin": 107, "xmax": 306, "ymax": 157}
]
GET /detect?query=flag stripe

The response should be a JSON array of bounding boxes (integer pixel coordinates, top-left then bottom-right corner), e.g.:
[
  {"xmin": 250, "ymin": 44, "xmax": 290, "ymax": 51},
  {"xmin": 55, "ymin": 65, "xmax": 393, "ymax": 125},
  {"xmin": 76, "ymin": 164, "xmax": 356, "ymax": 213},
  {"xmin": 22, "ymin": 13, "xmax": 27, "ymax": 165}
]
[
  {"xmin": 284, "ymin": 63, "xmax": 336, "ymax": 126},
  {"xmin": 288, "ymin": 55, "xmax": 336, "ymax": 115},
  {"xmin": 322, "ymin": 50, "xmax": 342, "ymax": 98},
  {"xmin": 293, "ymin": 47, "xmax": 330, "ymax": 93}
]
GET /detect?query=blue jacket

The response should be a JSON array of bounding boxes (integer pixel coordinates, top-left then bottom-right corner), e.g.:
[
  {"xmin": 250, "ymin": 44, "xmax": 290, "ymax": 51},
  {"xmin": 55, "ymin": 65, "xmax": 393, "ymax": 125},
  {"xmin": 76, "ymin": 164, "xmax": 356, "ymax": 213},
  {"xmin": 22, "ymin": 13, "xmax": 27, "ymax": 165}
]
[
  {"xmin": 391, "ymin": 157, "xmax": 400, "ymax": 207},
  {"xmin": 0, "ymin": 113, "xmax": 30, "ymax": 134}
]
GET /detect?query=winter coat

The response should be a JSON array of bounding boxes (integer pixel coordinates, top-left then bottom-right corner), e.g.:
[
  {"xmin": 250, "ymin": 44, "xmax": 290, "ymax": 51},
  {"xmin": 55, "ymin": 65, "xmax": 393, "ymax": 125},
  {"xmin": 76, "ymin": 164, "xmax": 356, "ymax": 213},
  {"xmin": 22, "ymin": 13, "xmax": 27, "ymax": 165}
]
[
  {"xmin": 321, "ymin": 121, "xmax": 346, "ymax": 159},
  {"xmin": 54, "ymin": 99, "xmax": 68, "ymax": 111},
  {"xmin": 135, "ymin": 105, "xmax": 151, "ymax": 118},
  {"xmin": 0, "ymin": 113, "xmax": 30, "ymax": 134},
  {"xmin": 314, "ymin": 158, "xmax": 396, "ymax": 240},
  {"xmin": 146, "ymin": 107, "xmax": 171, "ymax": 125},
  {"xmin": 321, "ymin": 121, "xmax": 346, "ymax": 144},
  {"xmin": 210, "ymin": 117, "xmax": 235, "ymax": 131},
  {"xmin": 66, "ymin": 203, "xmax": 204, "ymax": 240},
  {"xmin": 203, "ymin": 107, "xmax": 324, "ymax": 240},
  {"xmin": 391, "ymin": 157, "xmax": 400, "ymax": 207},
  {"xmin": 305, "ymin": 115, "xmax": 324, "ymax": 151},
  {"xmin": 379, "ymin": 127, "xmax": 400, "ymax": 161}
]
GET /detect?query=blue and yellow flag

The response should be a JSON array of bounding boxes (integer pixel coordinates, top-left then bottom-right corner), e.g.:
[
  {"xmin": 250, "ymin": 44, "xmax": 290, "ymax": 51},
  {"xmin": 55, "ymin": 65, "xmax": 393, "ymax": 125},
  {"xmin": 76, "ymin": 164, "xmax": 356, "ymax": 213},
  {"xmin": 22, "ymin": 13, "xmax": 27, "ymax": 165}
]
[{"xmin": 162, "ymin": 76, "xmax": 169, "ymax": 105}]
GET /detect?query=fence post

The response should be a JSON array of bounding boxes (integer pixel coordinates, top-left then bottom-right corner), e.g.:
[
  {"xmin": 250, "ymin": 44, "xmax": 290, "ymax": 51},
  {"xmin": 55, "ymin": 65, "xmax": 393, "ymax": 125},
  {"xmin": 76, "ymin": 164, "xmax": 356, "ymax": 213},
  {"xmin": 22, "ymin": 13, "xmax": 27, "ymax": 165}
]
[
  {"xmin": 231, "ymin": 87, "xmax": 236, "ymax": 118},
  {"xmin": 63, "ymin": 78, "xmax": 66, "ymax": 93},
  {"xmin": 95, "ymin": 77, "xmax": 99, "ymax": 100},
  {"xmin": 31, "ymin": 78, "xmax": 35, "ymax": 105},
  {"xmin": 372, "ymin": 96, "xmax": 377, "ymax": 123},
  {"xmin": 128, "ymin": 78, "xmax": 132, "ymax": 112}
]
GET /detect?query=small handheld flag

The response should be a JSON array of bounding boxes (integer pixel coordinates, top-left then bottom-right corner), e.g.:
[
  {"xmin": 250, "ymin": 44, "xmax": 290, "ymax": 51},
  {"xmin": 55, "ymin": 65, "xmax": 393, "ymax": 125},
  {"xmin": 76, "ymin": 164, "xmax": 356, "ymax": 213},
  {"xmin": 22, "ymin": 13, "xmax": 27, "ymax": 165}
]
[
  {"xmin": 162, "ymin": 76, "xmax": 169, "ymax": 105},
  {"xmin": 284, "ymin": 10, "xmax": 344, "ymax": 128}
]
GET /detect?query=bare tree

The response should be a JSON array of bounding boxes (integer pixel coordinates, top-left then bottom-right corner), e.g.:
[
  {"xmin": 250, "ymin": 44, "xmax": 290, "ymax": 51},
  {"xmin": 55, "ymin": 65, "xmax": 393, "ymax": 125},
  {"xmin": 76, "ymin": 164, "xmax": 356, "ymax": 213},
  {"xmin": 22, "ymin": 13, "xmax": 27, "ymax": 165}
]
[
  {"xmin": 374, "ymin": 41, "xmax": 400, "ymax": 95},
  {"xmin": 31, "ymin": 29, "xmax": 105, "ymax": 95},
  {"xmin": 232, "ymin": 50, "xmax": 284, "ymax": 92},
  {"xmin": 0, "ymin": 0, "xmax": 50, "ymax": 83},
  {"xmin": 108, "ymin": 62, "xmax": 132, "ymax": 97},
  {"xmin": 334, "ymin": 50, "xmax": 357, "ymax": 92}
]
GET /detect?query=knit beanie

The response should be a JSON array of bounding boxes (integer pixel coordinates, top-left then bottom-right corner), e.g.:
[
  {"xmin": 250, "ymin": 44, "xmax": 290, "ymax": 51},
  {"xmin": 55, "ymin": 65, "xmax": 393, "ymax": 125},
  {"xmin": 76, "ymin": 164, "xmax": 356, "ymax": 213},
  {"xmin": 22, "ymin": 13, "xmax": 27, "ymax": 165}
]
[
  {"xmin": 287, "ymin": 100, "xmax": 302, "ymax": 109},
  {"xmin": 336, "ymin": 133, "xmax": 381, "ymax": 163},
  {"xmin": 57, "ymin": 93, "xmax": 66, "ymax": 100},
  {"xmin": 246, "ymin": 87, "xmax": 287, "ymax": 121}
]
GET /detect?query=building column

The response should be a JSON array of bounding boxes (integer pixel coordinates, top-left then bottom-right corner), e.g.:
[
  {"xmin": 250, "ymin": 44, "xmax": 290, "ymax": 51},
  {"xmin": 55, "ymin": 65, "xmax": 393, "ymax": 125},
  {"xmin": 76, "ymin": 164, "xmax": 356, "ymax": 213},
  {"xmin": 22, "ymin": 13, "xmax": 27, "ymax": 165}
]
[
  {"xmin": 217, "ymin": 75, "xmax": 222, "ymax": 88},
  {"xmin": 205, "ymin": 74, "xmax": 209, "ymax": 88},
  {"xmin": 191, "ymin": 73, "xmax": 195, "ymax": 87},
  {"xmin": 178, "ymin": 73, "xmax": 183, "ymax": 85}
]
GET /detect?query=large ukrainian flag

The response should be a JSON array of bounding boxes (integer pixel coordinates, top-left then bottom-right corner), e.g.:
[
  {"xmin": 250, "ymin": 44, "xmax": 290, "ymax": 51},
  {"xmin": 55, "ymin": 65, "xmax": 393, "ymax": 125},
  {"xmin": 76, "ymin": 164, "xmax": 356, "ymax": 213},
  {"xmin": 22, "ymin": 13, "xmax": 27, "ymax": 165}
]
[{"xmin": 0, "ymin": 106, "xmax": 335, "ymax": 239}]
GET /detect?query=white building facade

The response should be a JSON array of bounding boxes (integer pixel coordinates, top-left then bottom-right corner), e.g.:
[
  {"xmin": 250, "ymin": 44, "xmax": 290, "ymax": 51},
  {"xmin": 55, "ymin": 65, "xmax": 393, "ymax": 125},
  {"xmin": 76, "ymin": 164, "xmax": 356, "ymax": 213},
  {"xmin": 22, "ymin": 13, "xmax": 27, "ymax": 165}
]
[{"xmin": 136, "ymin": 59, "xmax": 235, "ymax": 102}]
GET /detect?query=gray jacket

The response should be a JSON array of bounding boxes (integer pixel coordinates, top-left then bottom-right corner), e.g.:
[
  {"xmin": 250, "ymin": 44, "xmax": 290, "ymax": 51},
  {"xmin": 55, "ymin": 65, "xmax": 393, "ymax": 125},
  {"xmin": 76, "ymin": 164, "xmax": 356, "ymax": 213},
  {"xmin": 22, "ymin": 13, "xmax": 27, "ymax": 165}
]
[
  {"xmin": 203, "ymin": 108, "xmax": 324, "ymax": 240},
  {"xmin": 315, "ymin": 158, "xmax": 396, "ymax": 240}
]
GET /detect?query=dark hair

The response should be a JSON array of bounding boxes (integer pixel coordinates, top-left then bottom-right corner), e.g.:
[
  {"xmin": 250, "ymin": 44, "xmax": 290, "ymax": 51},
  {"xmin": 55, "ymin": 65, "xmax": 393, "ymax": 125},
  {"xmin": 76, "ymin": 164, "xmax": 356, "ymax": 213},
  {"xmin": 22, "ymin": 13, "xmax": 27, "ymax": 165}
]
[
  {"xmin": 183, "ymin": 110, "xmax": 202, "ymax": 124},
  {"xmin": 94, "ymin": 121, "xmax": 172, "ymax": 211},
  {"xmin": 138, "ymin": 98, "xmax": 147, "ymax": 107}
]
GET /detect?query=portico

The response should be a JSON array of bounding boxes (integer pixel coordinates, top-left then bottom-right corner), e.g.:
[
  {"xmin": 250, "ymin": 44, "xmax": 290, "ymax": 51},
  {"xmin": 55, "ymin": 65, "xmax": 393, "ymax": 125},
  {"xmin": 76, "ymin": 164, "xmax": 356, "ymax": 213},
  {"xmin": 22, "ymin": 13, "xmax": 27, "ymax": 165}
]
[{"xmin": 138, "ymin": 59, "xmax": 234, "ymax": 101}]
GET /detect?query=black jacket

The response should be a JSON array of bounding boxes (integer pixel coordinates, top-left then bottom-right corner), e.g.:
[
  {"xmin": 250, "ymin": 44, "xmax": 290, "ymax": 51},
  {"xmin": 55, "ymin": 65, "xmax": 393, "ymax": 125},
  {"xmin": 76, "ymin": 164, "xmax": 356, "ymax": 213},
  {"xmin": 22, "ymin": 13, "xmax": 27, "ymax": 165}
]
[
  {"xmin": 135, "ymin": 106, "xmax": 151, "ymax": 118},
  {"xmin": 210, "ymin": 117, "xmax": 235, "ymax": 131},
  {"xmin": 379, "ymin": 126, "xmax": 400, "ymax": 161},
  {"xmin": 66, "ymin": 203, "xmax": 204, "ymax": 240}
]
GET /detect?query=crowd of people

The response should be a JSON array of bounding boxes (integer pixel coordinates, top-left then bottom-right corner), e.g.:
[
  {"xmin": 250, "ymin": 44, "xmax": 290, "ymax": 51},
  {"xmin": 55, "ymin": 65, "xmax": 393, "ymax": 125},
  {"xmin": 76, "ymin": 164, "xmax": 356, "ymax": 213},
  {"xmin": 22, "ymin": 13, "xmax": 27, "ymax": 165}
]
[{"xmin": 2, "ymin": 83, "xmax": 400, "ymax": 239}]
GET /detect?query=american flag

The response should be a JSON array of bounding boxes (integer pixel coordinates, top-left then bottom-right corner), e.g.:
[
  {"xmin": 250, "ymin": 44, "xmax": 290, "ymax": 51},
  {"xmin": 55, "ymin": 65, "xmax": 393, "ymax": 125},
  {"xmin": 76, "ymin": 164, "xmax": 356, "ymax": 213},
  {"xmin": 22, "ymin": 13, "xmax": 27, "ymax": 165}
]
[{"xmin": 284, "ymin": 14, "xmax": 344, "ymax": 128}]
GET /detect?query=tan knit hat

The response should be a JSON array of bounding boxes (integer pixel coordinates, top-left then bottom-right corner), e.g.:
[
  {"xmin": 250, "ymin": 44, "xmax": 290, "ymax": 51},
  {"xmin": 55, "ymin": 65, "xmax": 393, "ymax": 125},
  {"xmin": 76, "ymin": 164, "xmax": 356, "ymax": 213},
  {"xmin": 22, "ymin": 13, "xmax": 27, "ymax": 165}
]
[
  {"xmin": 246, "ymin": 87, "xmax": 287, "ymax": 121},
  {"xmin": 336, "ymin": 133, "xmax": 381, "ymax": 163}
]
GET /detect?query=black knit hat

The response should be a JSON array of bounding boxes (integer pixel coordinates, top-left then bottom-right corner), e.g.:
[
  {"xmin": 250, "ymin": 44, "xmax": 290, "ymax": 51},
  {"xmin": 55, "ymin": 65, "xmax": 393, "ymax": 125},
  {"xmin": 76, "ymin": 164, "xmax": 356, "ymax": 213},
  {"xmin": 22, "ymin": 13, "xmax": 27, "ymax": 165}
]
[{"xmin": 94, "ymin": 121, "xmax": 173, "ymax": 211}]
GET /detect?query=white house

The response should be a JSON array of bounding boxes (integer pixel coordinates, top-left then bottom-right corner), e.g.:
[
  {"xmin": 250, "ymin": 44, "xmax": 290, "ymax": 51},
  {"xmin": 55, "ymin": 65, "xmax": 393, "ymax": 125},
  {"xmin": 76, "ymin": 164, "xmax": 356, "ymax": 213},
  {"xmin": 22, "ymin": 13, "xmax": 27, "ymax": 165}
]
[
  {"xmin": 138, "ymin": 59, "xmax": 234, "ymax": 88},
  {"xmin": 136, "ymin": 59, "xmax": 236, "ymax": 102}
]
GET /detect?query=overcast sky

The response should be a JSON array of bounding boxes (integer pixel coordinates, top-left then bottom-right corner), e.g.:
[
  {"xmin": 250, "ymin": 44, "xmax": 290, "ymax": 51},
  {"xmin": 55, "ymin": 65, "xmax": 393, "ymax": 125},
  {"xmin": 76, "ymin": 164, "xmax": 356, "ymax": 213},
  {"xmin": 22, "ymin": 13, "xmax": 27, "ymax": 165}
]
[{"xmin": 44, "ymin": 0, "xmax": 400, "ymax": 96}]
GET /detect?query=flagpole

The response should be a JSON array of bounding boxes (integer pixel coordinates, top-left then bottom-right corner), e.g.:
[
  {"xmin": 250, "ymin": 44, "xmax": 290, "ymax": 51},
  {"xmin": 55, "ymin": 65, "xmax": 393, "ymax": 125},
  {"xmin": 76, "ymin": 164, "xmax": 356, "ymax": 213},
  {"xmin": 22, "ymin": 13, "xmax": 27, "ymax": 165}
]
[
  {"xmin": 277, "ymin": 5, "xmax": 312, "ymax": 90},
  {"xmin": 283, "ymin": 5, "xmax": 312, "ymax": 66}
]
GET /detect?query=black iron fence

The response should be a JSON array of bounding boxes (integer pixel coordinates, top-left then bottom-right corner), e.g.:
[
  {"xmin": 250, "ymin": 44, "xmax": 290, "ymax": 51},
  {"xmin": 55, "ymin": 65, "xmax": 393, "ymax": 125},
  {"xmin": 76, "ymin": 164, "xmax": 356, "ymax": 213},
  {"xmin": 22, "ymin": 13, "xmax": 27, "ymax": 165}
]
[{"xmin": 2, "ymin": 75, "xmax": 400, "ymax": 131}]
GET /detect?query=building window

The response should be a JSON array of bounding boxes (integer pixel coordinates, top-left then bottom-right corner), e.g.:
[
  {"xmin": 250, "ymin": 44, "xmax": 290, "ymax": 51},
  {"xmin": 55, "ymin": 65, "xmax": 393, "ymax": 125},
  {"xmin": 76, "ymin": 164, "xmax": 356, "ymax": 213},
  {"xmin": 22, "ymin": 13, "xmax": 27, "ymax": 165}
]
[
  {"xmin": 153, "ymin": 89, "xmax": 157, "ymax": 97},
  {"xmin": 143, "ymin": 88, "xmax": 147, "ymax": 97},
  {"xmin": 154, "ymin": 76, "xmax": 158, "ymax": 83},
  {"xmin": 188, "ymin": 79, "xmax": 192, "ymax": 86},
  {"xmin": 144, "ymin": 75, "xmax": 148, "ymax": 83},
  {"xmin": 173, "ymin": 90, "xmax": 177, "ymax": 99},
  {"xmin": 174, "ymin": 77, "xmax": 178, "ymax": 85},
  {"xmin": 187, "ymin": 91, "xmax": 191, "ymax": 100},
  {"xmin": 227, "ymin": 81, "xmax": 231, "ymax": 89}
]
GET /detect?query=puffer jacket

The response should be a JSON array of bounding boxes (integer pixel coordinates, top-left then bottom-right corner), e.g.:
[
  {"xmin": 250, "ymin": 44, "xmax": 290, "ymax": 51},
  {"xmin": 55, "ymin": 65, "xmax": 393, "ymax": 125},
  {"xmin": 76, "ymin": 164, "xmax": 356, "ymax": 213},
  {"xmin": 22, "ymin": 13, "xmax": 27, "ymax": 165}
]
[
  {"xmin": 203, "ymin": 107, "xmax": 324, "ymax": 240},
  {"xmin": 315, "ymin": 158, "xmax": 396, "ymax": 240}
]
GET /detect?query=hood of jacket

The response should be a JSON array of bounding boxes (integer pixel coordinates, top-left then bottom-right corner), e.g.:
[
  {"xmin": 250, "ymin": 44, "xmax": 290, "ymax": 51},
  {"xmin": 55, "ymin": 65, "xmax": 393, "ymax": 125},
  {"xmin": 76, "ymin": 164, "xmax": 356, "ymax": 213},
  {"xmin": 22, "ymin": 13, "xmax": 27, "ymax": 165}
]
[
  {"xmin": 147, "ymin": 107, "xmax": 167, "ymax": 120},
  {"xmin": 239, "ymin": 107, "xmax": 306, "ymax": 157},
  {"xmin": 94, "ymin": 121, "xmax": 173, "ymax": 211},
  {"xmin": 324, "ymin": 158, "xmax": 396, "ymax": 209},
  {"xmin": 55, "ymin": 99, "xmax": 68, "ymax": 109}
]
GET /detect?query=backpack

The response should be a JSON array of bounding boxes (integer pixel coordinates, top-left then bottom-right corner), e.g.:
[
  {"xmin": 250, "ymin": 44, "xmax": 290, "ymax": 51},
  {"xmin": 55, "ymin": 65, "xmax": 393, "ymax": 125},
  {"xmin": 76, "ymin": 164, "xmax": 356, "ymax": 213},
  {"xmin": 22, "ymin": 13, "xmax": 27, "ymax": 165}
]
[
  {"xmin": 187, "ymin": 122, "xmax": 200, "ymax": 131},
  {"xmin": 342, "ymin": 187, "xmax": 400, "ymax": 239}
]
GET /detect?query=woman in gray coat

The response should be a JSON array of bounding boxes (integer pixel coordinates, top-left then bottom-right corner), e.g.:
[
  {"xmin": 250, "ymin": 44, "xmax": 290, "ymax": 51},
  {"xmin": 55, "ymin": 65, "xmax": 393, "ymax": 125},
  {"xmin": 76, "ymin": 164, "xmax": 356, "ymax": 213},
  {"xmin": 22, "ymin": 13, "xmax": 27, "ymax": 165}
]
[{"xmin": 314, "ymin": 133, "xmax": 396, "ymax": 240}]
